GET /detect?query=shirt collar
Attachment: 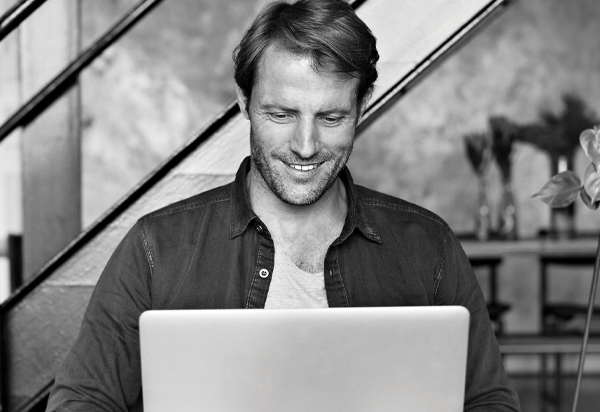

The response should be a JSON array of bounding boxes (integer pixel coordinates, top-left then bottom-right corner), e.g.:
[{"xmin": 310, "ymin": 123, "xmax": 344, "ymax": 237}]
[
  {"xmin": 229, "ymin": 157, "xmax": 257, "ymax": 238},
  {"xmin": 230, "ymin": 156, "xmax": 381, "ymax": 244},
  {"xmin": 337, "ymin": 163, "xmax": 382, "ymax": 244}
]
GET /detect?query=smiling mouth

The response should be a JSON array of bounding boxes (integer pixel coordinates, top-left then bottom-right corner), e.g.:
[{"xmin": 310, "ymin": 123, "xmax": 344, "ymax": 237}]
[{"xmin": 288, "ymin": 163, "xmax": 320, "ymax": 171}]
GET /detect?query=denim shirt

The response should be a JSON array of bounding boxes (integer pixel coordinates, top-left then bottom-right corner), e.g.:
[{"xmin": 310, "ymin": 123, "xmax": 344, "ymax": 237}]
[{"xmin": 47, "ymin": 157, "xmax": 520, "ymax": 412}]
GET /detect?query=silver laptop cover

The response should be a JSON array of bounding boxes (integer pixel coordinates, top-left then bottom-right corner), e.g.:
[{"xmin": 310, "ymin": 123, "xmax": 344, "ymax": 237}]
[{"xmin": 140, "ymin": 306, "xmax": 469, "ymax": 412}]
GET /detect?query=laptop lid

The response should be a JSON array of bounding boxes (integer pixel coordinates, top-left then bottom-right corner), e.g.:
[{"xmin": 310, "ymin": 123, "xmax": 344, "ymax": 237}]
[{"xmin": 140, "ymin": 306, "xmax": 469, "ymax": 412}]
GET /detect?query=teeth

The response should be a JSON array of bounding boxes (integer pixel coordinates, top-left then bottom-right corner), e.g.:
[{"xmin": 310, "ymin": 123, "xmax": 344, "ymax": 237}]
[{"xmin": 290, "ymin": 163, "xmax": 317, "ymax": 171}]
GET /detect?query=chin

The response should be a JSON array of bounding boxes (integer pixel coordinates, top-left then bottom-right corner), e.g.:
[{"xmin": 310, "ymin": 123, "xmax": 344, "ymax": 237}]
[{"xmin": 273, "ymin": 182, "xmax": 332, "ymax": 206}]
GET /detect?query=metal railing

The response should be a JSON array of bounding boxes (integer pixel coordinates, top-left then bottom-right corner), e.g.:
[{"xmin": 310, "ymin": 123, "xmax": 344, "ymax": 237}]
[
  {"xmin": 0, "ymin": 0, "xmax": 165, "ymax": 143},
  {"xmin": 0, "ymin": 0, "xmax": 47, "ymax": 42},
  {"xmin": 358, "ymin": 0, "xmax": 515, "ymax": 131},
  {"xmin": 0, "ymin": 2, "xmax": 164, "ymax": 410}
]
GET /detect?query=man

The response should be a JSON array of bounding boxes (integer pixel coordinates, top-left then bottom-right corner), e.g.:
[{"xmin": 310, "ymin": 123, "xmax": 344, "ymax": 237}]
[{"xmin": 47, "ymin": 0, "xmax": 521, "ymax": 411}]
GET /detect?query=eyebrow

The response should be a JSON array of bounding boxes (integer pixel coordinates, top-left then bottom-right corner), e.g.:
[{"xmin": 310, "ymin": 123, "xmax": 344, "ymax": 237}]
[
  {"xmin": 259, "ymin": 103, "xmax": 295, "ymax": 112},
  {"xmin": 318, "ymin": 107, "xmax": 355, "ymax": 116},
  {"xmin": 259, "ymin": 103, "xmax": 355, "ymax": 116}
]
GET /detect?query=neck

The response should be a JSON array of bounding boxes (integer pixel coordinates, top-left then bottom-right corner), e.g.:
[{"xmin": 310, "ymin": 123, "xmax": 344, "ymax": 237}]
[{"xmin": 247, "ymin": 167, "xmax": 348, "ymax": 239}]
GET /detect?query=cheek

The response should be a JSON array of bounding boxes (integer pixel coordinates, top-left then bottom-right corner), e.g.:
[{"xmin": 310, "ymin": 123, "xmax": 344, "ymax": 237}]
[
  {"xmin": 322, "ymin": 127, "xmax": 355, "ymax": 150},
  {"xmin": 253, "ymin": 122, "xmax": 294, "ymax": 146}
]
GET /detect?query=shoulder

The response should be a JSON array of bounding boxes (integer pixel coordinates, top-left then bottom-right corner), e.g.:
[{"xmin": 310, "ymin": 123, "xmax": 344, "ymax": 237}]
[
  {"xmin": 356, "ymin": 184, "xmax": 450, "ymax": 233},
  {"xmin": 137, "ymin": 181, "xmax": 234, "ymax": 234}
]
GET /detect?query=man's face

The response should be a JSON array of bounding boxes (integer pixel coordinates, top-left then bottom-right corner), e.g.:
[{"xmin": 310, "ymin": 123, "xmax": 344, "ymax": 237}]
[{"xmin": 237, "ymin": 45, "xmax": 360, "ymax": 206}]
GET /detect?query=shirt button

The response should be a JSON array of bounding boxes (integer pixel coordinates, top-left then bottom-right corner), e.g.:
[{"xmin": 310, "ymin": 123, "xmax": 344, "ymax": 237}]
[
  {"xmin": 259, "ymin": 268, "xmax": 269, "ymax": 278},
  {"xmin": 256, "ymin": 225, "xmax": 264, "ymax": 233}
]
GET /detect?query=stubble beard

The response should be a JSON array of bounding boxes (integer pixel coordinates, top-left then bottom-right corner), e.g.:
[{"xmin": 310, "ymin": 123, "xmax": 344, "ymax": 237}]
[{"xmin": 249, "ymin": 128, "xmax": 353, "ymax": 206}]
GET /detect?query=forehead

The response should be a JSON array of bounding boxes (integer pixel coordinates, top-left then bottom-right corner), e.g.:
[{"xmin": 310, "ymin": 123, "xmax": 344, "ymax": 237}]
[{"xmin": 253, "ymin": 45, "xmax": 359, "ymax": 110}]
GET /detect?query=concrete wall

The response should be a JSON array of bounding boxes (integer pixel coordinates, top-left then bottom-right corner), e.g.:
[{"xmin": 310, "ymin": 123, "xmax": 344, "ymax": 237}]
[
  {"xmin": 79, "ymin": 0, "xmax": 270, "ymax": 226},
  {"xmin": 77, "ymin": 0, "xmax": 600, "ymax": 236},
  {"xmin": 349, "ymin": 0, "xmax": 600, "ymax": 236},
  {"xmin": 0, "ymin": 0, "xmax": 24, "ymax": 301}
]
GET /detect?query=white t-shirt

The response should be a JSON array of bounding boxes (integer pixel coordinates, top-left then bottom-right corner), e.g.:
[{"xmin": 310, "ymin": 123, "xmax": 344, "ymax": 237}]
[{"xmin": 264, "ymin": 248, "xmax": 328, "ymax": 309}]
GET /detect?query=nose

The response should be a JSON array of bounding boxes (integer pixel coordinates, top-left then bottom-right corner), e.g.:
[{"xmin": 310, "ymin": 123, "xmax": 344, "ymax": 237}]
[{"xmin": 290, "ymin": 118, "xmax": 319, "ymax": 159}]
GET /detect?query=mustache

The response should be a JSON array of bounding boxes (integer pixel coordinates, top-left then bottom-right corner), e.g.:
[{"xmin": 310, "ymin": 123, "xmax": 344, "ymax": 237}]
[{"xmin": 273, "ymin": 152, "xmax": 334, "ymax": 164}]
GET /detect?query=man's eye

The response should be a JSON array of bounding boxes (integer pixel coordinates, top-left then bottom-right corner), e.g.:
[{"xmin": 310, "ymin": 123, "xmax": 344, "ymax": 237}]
[
  {"xmin": 322, "ymin": 116, "xmax": 342, "ymax": 125},
  {"xmin": 269, "ymin": 113, "xmax": 291, "ymax": 122}
]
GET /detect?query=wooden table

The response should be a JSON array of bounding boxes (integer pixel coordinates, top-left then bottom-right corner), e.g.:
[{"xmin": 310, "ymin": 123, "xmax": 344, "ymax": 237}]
[
  {"xmin": 458, "ymin": 235, "xmax": 599, "ymax": 334},
  {"xmin": 460, "ymin": 236, "xmax": 599, "ymax": 260}
]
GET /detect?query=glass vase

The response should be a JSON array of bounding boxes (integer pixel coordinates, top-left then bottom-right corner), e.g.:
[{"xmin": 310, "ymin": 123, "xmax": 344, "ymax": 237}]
[
  {"xmin": 499, "ymin": 171, "xmax": 518, "ymax": 240},
  {"xmin": 475, "ymin": 175, "xmax": 491, "ymax": 241},
  {"xmin": 549, "ymin": 154, "xmax": 576, "ymax": 239}
]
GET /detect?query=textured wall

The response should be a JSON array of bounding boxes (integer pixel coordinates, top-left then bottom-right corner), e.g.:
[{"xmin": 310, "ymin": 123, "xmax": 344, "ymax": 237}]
[
  {"xmin": 79, "ymin": 0, "xmax": 600, "ymax": 238},
  {"xmin": 80, "ymin": 0, "xmax": 269, "ymax": 226},
  {"xmin": 349, "ymin": 0, "xmax": 600, "ymax": 237}
]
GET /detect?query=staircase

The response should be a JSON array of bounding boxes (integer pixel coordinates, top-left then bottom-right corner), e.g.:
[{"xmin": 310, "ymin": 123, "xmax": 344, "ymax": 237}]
[{"xmin": 0, "ymin": 1, "xmax": 514, "ymax": 411}]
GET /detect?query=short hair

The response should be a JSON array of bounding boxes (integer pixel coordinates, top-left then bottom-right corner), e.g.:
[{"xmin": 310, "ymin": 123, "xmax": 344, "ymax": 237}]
[{"xmin": 233, "ymin": 0, "xmax": 379, "ymax": 111}]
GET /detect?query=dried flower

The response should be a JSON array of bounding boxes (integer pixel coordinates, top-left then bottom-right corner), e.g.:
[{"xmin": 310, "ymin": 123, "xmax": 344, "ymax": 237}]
[
  {"xmin": 520, "ymin": 94, "xmax": 598, "ymax": 159},
  {"xmin": 464, "ymin": 132, "xmax": 492, "ymax": 176},
  {"xmin": 490, "ymin": 116, "xmax": 518, "ymax": 179}
]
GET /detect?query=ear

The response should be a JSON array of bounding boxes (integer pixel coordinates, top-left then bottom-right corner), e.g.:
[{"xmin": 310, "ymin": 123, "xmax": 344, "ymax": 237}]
[{"xmin": 236, "ymin": 85, "xmax": 250, "ymax": 120}]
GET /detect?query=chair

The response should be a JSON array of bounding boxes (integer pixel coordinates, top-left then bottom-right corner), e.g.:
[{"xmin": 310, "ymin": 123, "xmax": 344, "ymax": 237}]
[
  {"xmin": 539, "ymin": 253, "xmax": 600, "ymax": 412},
  {"xmin": 469, "ymin": 256, "xmax": 511, "ymax": 335}
]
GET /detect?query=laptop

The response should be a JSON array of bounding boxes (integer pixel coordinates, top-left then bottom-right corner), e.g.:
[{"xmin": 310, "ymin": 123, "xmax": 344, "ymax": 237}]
[{"xmin": 139, "ymin": 306, "xmax": 469, "ymax": 412}]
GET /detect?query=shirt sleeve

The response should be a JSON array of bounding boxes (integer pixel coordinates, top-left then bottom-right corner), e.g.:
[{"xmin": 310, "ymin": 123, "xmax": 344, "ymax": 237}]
[
  {"xmin": 46, "ymin": 222, "xmax": 152, "ymax": 412},
  {"xmin": 434, "ymin": 227, "xmax": 521, "ymax": 412}
]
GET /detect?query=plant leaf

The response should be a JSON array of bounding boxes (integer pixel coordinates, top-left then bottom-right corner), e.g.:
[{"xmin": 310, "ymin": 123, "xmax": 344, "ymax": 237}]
[
  {"xmin": 580, "ymin": 128, "xmax": 600, "ymax": 168},
  {"xmin": 583, "ymin": 162, "xmax": 600, "ymax": 204},
  {"xmin": 532, "ymin": 170, "xmax": 582, "ymax": 207},
  {"xmin": 580, "ymin": 188, "xmax": 600, "ymax": 210}
]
